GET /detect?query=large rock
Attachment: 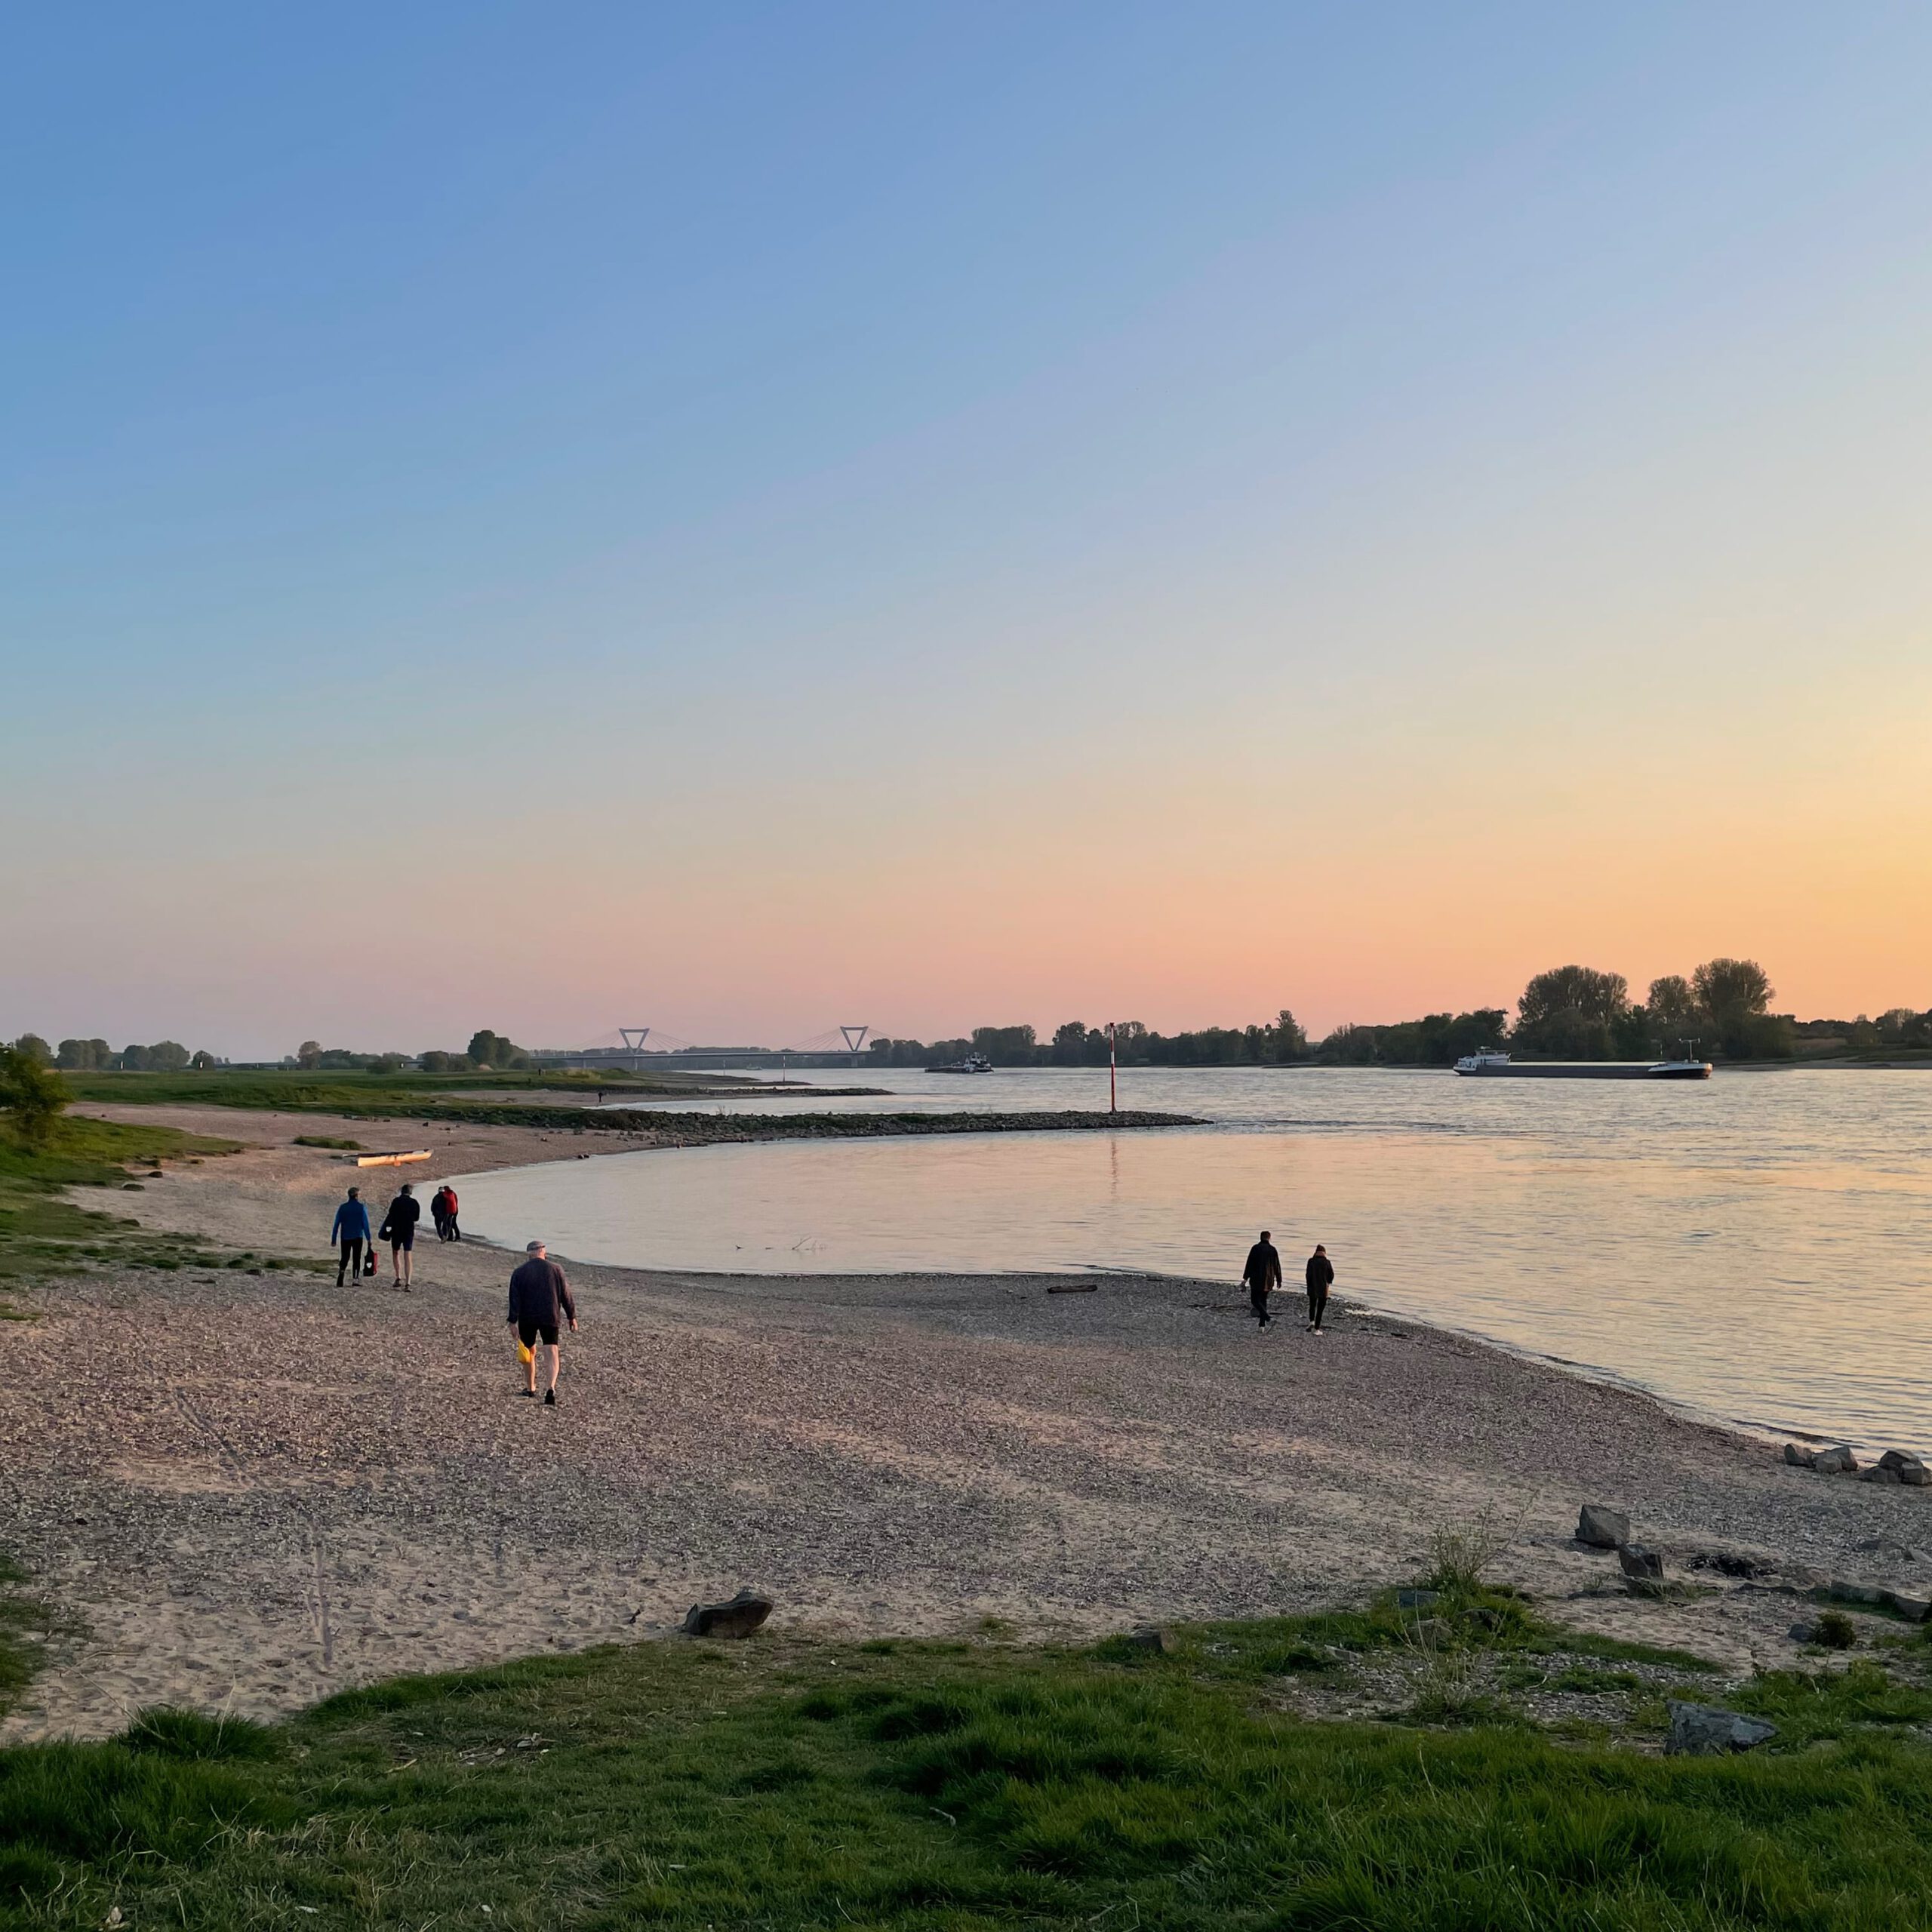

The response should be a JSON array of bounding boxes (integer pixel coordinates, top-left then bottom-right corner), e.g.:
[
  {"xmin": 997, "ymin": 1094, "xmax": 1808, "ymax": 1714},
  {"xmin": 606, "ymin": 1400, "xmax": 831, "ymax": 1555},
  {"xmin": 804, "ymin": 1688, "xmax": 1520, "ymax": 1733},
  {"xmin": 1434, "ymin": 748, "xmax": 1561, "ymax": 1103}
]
[
  {"xmin": 1618, "ymin": 1543, "xmax": 1664, "ymax": 1581},
  {"xmin": 680, "ymin": 1588, "xmax": 774, "ymax": 1639},
  {"xmin": 1125, "ymin": 1624, "xmax": 1174, "ymax": 1654},
  {"xmin": 1577, "ymin": 1505, "xmax": 1630, "ymax": 1549},
  {"xmin": 1783, "ymin": 1442, "xmax": 1814, "ymax": 1466},
  {"xmin": 1882, "ymin": 1591, "xmax": 1932, "ymax": 1623},
  {"xmin": 1666, "ymin": 1701, "xmax": 1777, "ymax": 1756},
  {"xmin": 1877, "ymin": 1450, "xmax": 1930, "ymax": 1486},
  {"xmin": 1811, "ymin": 1445, "xmax": 1860, "ymax": 1475}
]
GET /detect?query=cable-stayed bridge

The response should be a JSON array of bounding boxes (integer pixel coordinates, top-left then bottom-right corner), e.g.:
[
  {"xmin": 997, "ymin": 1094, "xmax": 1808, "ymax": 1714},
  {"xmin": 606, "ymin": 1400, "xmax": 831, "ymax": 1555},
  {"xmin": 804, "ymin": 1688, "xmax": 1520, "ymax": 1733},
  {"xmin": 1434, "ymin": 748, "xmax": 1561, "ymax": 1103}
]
[{"xmin": 535, "ymin": 1024, "xmax": 871, "ymax": 1072}]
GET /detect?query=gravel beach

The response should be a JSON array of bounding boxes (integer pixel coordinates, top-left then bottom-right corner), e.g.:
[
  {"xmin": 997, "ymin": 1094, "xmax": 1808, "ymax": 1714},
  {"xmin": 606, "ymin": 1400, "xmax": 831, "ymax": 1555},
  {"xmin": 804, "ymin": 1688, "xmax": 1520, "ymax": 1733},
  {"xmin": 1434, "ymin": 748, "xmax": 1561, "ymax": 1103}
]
[{"xmin": 5, "ymin": 1103, "xmax": 1928, "ymax": 1741}]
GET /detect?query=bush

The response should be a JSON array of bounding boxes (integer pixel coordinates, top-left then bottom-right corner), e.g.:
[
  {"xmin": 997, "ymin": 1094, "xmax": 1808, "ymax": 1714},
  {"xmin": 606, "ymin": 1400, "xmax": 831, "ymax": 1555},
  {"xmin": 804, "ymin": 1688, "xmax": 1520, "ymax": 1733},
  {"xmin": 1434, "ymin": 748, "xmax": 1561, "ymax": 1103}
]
[{"xmin": 0, "ymin": 1047, "xmax": 69, "ymax": 1148}]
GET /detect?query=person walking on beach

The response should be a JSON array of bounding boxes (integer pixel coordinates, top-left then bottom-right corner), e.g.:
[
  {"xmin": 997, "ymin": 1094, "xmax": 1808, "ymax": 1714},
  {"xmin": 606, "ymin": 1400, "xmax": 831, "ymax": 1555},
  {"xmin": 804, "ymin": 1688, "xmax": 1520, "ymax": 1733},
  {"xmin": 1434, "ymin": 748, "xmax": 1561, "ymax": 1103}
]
[
  {"xmin": 1306, "ymin": 1243, "xmax": 1334, "ymax": 1333},
  {"xmin": 331, "ymin": 1186, "xmax": 371, "ymax": 1286},
  {"xmin": 1242, "ymin": 1229, "xmax": 1282, "ymax": 1327},
  {"xmin": 431, "ymin": 1183, "xmax": 460, "ymax": 1242},
  {"xmin": 507, "ymin": 1239, "xmax": 577, "ymax": 1404},
  {"xmin": 378, "ymin": 1182, "xmax": 421, "ymax": 1291}
]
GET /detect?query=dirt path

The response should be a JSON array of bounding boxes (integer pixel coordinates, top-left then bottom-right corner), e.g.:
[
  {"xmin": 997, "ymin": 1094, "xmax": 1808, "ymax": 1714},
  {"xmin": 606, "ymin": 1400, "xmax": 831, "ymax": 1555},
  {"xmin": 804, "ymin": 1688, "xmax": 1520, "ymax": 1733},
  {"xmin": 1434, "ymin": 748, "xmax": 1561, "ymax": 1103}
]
[{"xmin": 3, "ymin": 1106, "xmax": 1927, "ymax": 1740}]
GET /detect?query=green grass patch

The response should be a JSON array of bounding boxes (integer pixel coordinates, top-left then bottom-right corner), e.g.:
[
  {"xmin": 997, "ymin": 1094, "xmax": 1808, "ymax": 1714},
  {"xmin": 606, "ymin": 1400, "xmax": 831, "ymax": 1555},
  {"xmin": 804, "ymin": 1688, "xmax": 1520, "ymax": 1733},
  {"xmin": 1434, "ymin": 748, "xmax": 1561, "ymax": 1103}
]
[
  {"xmin": 0, "ymin": 1118, "xmax": 266, "ymax": 1284},
  {"xmin": 6, "ymin": 1626, "xmax": 1932, "ymax": 1930},
  {"xmin": 60, "ymin": 1066, "xmax": 718, "ymax": 1112},
  {"xmin": 292, "ymin": 1134, "xmax": 361, "ymax": 1149}
]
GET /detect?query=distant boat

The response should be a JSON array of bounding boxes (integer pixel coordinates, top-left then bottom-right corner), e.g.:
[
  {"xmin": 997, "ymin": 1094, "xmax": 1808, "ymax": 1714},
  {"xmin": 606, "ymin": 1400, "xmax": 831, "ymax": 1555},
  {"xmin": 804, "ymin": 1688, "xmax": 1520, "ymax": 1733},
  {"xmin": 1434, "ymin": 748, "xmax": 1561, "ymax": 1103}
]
[
  {"xmin": 928, "ymin": 1053, "xmax": 995, "ymax": 1075},
  {"xmin": 1455, "ymin": 1051, "xmax": 1715, "ymax": 1080}
]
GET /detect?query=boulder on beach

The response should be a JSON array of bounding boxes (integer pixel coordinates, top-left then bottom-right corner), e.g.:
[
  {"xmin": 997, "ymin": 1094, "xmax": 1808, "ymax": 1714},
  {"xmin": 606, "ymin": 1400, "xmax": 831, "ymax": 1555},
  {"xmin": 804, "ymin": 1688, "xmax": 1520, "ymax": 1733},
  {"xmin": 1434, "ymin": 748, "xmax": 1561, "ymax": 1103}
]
[
  {"xmin": 680, "ymin": 1588, "xmax": 774, "ymax": 1639},
  {"xmin": 1666, "ymin": 1700, "xmax": 1777, "ymax": 1756},
  {"xmin": 1810, "ymin": 1446, "xmax": 1860, "ymax": 1475},
  {"xmin": 1618, "ymin": 1543, "xmax": 1664, "ymax": 1581},
  {"xmin": 1875, "ymin": 1449, "xmax": 1930, "ymax": 1486},
  {"xmin": 1576, "ymin": 1504, "xmax": 1630, "ymax": 1549}
]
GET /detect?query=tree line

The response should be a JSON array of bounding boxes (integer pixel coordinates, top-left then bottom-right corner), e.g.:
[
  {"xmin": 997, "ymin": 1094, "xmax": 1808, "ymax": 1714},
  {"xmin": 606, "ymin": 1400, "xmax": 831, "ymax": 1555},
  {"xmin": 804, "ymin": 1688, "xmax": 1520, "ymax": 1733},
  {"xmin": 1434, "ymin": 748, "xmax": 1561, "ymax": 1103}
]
[{"xmin": 869, "ymin": 958, "xmax": 1912, "ymax": 1068}]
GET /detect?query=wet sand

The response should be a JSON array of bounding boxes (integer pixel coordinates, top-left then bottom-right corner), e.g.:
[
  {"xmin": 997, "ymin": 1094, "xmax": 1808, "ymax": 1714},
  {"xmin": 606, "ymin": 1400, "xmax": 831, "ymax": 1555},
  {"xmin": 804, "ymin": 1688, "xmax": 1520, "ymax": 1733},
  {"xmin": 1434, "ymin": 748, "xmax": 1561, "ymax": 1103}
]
[{"xmin": 3, "ymin": 1103, "xmax": 1927, "ymax": 1741}]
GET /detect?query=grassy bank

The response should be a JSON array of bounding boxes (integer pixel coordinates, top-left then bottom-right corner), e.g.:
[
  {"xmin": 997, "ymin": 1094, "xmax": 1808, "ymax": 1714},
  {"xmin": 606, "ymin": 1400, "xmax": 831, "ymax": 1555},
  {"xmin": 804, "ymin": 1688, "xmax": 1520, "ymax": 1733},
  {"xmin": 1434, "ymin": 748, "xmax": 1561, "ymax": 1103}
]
[
  {"xmin": 8, "ymin": 1580, "xmax": 1932, "ymax": 1930},
  {"xmin": 0, "ymin": 1115, "xmax": 303, "ymax": 1286},
  {"xmin": 58, "ymin": 1067, "xmax": 750, "ymax": 1111}
]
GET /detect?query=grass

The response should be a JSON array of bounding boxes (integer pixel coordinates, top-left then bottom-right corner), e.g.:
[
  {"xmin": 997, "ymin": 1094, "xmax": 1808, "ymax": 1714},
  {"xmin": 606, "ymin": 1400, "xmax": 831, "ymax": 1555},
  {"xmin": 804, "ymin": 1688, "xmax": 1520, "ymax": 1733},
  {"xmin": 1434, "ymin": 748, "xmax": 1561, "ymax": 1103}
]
[
  {"xmin": 292, "ymin": 1133, "xmax": 362, "ymax": 1149},
  {"xmin": 0, "ymin": 1117, "xmax": 317, "ymax": 1288},
  {"xmin": 5, "ymin": 1614, "xmax": 1932, "ymax": 1930},
  {"xmin": 60, "ymin": 1066, "xmax": 728, "ymax": 1112}
]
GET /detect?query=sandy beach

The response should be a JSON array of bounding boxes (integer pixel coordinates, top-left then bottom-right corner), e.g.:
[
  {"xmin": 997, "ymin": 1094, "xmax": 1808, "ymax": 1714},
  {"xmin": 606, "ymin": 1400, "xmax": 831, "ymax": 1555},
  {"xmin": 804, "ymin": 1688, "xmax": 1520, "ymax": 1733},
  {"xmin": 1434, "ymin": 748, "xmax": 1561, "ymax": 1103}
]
[{"xmin": 4, "ymin": 1103, "xmax": 1928, "ymax": 1743}]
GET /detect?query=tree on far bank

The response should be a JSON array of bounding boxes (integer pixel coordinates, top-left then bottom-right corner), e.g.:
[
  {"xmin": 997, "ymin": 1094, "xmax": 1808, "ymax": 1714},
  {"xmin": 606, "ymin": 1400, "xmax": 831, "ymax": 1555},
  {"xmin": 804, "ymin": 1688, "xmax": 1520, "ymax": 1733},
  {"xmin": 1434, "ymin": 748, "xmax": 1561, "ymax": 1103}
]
[
  {"xmin": 11, "ymin": 1034, "xmax": 51, "ymax": 1068},
  {"xmin": 1512, "ymin": 965, "xmax": 1631, "ymax": 1059},
  {"xmin": 1645, "ymin": 975, "xmax": 1700, "ymax": 1041},
  {"xmin": 296, "ymin": 1040, "xmax": 323, "ymax": 1069},
  {"xmin": 1693, "ymin": 958, "xmax": 1773, "ymax": 1033},
  {"xmin": 54, "ymin": 1038, "xmax": 112, "ymax": 1070}
]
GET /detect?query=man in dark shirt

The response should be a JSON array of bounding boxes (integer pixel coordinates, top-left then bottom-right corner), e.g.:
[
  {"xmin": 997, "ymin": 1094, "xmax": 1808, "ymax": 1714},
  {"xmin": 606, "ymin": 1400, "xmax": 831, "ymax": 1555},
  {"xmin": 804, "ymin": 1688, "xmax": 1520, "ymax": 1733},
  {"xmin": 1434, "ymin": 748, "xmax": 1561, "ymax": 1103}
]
[
  {"xmin": 379, "ymin": 1183, "xmax": 422, "ymax": 1291},
  {"xmin": 1241, "ymin": 1230, "xmax": 1282, "ymax": 1327},
  {"xmin": 507, "ymin": 1240, "xmax": 578, "ymax": 1404},
  {"xmin": 1306, "ymin": 1243, "xmax": 1335, "ymax": 1333}
]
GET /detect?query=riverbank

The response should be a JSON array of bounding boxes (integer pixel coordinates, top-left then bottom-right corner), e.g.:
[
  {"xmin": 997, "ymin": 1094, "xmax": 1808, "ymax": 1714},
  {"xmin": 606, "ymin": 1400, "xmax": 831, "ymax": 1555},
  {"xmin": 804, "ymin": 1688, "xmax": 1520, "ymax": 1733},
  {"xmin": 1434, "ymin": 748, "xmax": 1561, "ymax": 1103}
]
[{"xmin": 2, "ymin": 1105, "xmax": 1929, "ymax": 1743}]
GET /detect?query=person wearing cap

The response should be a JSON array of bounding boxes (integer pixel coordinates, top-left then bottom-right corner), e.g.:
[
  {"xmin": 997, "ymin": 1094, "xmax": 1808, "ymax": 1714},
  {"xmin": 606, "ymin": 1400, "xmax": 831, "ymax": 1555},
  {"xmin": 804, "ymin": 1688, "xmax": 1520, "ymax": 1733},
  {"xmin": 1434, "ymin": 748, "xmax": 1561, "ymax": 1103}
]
[
  {"xmin": 330, "ymin": 1186, "xmax": 371, "ymax": 1286},
  {"xmin": 506, "ymin": 1240, "xmax": 577, "ymax": 1404}
]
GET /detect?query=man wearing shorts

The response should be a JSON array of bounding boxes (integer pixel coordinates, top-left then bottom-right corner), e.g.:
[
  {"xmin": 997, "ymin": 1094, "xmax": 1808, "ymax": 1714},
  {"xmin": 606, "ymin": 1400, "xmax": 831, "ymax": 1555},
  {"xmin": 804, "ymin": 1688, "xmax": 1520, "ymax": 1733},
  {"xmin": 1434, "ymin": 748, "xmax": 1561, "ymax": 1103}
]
[
  {"xmin": 379, "ymin": 1183, "xmax": 421, "ymax": 1290},
  {"xmin": 507, "ymin": 1239, "xmax": 577, "ymax": 1404}
]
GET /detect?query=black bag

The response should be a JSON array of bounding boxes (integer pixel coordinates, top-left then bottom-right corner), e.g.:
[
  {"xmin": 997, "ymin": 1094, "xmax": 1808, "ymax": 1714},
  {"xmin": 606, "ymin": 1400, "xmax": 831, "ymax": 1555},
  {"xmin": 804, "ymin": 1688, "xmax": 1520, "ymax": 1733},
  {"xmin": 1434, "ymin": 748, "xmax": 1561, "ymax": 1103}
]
[{"xmin": 362, "ymin": 1246, "xmax": 378, "ymax": 1277}]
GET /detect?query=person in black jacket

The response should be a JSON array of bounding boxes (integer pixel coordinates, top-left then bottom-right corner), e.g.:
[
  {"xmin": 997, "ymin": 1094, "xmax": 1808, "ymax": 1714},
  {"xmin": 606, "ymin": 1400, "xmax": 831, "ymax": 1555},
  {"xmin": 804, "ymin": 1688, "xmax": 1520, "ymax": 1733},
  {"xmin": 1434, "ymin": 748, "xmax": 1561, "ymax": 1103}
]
[
  {"xmin": 1241, "ymin": 1230, "xmax": 1282, "ymax": 1327},
  {"xmin": 378, "ymin": 1183, "xmax": 422, "ymax": 1291},
  {"xmin": 1305, "ymin": 1243, "xmax": 1335, "ymax": 1332},
  {"xmin": 507, "ymin": 1240, "xmax": 578, "ymax": 1404}
]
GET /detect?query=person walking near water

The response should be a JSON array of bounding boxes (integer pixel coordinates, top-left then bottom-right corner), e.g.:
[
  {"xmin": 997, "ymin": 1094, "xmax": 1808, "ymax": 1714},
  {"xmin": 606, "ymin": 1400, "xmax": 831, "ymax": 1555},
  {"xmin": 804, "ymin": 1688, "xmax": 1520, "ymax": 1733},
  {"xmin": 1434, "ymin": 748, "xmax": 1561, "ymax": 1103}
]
[
  {"xmin": 1242, "ymin": 1229, "xmax": 1281, "ymax": 1327},
  {"xmin": 507, "ymin": 1240, "xmax": 577, "ymax": 1404},
  {"xmin": 378, "ymin": 1182, "xmax": 421, "ymax": 1291},
  {"xmin": 331, "ymin": 1186, "xmax": 371, "ymax": 1286},
  {"xmin": 1306, "ymin": 1243, "xmax": 1334, "ymax": 1332},
  {"xmin": 431, "ymin": 1183, "xmax": 460, "ymax": 1242}
]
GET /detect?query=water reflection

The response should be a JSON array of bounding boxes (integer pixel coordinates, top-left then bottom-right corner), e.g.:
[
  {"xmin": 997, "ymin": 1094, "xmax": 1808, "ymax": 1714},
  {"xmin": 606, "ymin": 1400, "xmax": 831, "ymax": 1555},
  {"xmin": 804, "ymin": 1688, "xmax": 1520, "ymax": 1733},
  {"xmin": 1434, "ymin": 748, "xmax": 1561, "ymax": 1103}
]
[{"xmin": 468, "ymin": 1069, "xmax": 1932, "ymax": 1447}]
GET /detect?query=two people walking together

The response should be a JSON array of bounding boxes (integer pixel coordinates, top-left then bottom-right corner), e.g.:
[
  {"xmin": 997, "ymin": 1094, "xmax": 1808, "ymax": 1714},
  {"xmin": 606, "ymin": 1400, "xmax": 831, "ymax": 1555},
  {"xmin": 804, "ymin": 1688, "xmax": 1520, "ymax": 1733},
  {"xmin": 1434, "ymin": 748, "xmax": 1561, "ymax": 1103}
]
[
  {"xmin": 330, "ymin": 1180, "xmax": 441, "ymax": 1289},
  {"xmin": 1241, "ymin": 1231, "xmax": 1334, "ymax": 1332}
]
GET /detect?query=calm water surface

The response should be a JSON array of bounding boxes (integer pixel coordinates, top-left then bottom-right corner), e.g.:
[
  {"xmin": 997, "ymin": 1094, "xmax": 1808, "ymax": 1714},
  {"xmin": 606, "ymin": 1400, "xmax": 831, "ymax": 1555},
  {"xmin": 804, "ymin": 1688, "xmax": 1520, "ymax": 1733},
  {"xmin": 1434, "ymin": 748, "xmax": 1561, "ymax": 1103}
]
[{"xmin": 460, "ymin": 1068, "xmax": 1932, "ymax": 1447}]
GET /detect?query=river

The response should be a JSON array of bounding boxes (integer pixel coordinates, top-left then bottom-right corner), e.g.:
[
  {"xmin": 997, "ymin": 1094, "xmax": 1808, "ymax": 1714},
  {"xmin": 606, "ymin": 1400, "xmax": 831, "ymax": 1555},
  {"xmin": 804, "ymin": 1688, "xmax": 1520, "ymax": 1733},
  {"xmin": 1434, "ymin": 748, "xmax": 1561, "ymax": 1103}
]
[{"xmin": 456, "ymin": 1066, "xmax": 1932, "ymax": 1449}]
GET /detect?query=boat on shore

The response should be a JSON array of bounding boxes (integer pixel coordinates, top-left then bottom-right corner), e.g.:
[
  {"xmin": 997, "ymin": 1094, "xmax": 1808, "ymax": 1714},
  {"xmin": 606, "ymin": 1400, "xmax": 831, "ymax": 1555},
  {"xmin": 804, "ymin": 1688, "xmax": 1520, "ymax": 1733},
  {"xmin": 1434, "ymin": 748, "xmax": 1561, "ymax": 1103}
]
[{"xmin": 928, "ymin": 1052, "xmax": 995, "ymax": 1075}]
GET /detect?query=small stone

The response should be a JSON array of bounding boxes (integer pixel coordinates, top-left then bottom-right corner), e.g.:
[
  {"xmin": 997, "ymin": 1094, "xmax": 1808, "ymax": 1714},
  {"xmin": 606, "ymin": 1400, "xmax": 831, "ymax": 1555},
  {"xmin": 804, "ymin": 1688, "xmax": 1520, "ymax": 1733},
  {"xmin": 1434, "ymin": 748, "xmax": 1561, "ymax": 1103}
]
[
  {"xmin": 1783, "ymin": 1442, "xmax": 1812, "ymax": 1466},
  {"xmin": 1666, "ymin": 1700, "xmax": 1777, "ymax": 1756},
  {"xmin": 1903, "ymin": 1465, "xmax": 1932, "ymax": 1487},
  {"xmin": 1577, "ymin": 1504, "xmax": 1630, "ymax": 1549},
  {"xmin": 1788, "ymin": 1620, "xmax": 1817, "ymax": 1643},
  {"xmin": 1618, "ymin": 1543, "xmax": 1665, "ymax": 1581},
  {"xmin": 1395, "ymin": 1589, "xmax": 1441, "ymax": 1610},
  {"xmin": 680, "ymin": 1588, "xmax": 773, "ymax": 1639},
  {"xmin": 1863, "ymin": 1467, "xmax": 1903, "ymax": 1486},
  {"xmin": 1125, "ymin": 1625, "xmax": 1173, "ymax": 1654}
]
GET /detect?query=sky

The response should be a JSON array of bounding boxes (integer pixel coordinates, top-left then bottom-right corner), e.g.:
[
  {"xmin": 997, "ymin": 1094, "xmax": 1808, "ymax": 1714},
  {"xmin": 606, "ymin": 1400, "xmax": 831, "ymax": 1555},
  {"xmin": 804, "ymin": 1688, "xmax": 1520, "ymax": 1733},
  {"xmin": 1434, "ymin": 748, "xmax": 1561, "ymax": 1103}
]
[{"xmin": 4, "ymin": 3, "xmax": 1930, "ymax": 1057}]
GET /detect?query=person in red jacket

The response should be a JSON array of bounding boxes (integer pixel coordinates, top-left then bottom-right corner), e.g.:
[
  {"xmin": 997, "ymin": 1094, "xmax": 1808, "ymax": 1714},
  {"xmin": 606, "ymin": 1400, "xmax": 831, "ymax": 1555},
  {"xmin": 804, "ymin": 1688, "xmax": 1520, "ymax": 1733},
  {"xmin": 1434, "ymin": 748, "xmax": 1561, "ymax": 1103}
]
[{"xmin": 432, "ymin": 1183, "xmax": 460, "ymax": 1242}]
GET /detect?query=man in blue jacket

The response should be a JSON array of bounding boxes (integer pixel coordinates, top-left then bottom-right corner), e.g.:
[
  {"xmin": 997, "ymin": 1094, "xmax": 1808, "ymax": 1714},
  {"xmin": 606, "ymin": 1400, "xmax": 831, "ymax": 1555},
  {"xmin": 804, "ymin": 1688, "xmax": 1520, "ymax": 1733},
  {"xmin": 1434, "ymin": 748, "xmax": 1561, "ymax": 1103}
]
[{"xmin": 331, "ymin": 1186, "xmax": 371, "ymax": 1285}]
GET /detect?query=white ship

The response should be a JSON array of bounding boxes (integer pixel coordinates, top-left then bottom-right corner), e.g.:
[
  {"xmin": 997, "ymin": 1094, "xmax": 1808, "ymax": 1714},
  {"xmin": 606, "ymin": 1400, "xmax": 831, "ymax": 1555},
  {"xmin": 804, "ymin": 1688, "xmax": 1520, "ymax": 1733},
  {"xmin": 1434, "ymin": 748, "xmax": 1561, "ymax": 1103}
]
[{"xmin": 1454, "ymin": 1051, "xmax": 1512, "ymax": 1075}]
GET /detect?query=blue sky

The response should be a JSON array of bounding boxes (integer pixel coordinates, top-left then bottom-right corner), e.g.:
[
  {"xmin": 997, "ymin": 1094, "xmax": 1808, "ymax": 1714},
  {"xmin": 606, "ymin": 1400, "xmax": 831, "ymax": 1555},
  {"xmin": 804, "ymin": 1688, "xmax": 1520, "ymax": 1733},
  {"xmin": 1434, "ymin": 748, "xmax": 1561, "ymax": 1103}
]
[{"xmin": 5, "ymin": 5, "xmax": 1930, "ymax": 1055}]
